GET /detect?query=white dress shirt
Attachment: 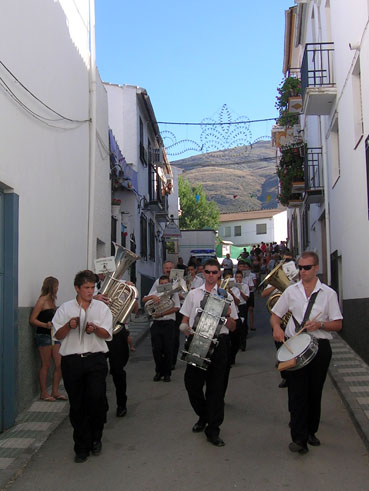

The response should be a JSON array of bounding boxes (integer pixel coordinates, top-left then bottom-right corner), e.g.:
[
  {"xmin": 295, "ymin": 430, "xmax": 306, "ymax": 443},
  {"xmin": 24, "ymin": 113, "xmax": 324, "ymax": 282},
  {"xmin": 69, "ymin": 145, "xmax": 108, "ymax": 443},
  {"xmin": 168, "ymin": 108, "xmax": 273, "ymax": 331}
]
[
  {"xmin": 272, "ymin": 279, "xmax": 343, "ymax": 340},
  {"xmin": 180, "ymin": 283, "xmax": 238, "ymax": 335},
  {"xmin": 52, "ymin": 298, "xmax": 113, "ymax": 356},
  {"xmin": 149, "ymin": 288, "xmax": 180, "ymax": 321},
  {"xmin": 233, "ymin": 283, "xmax": 250, "ymax": 306}
]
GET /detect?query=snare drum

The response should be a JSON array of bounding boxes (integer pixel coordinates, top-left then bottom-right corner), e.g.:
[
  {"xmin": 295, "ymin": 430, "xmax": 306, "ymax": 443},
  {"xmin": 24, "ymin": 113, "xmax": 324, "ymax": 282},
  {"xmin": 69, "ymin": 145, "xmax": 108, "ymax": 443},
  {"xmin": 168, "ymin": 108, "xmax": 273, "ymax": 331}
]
[{"xmin": 277, "ymin": 333, "xmax": 318, "ymax": 371}]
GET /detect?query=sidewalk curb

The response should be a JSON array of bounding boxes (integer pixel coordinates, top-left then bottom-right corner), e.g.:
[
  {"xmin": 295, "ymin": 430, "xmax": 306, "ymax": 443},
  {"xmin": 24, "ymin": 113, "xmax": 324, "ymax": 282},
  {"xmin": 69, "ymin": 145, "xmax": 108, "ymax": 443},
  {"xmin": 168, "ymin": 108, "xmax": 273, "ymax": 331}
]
[
  {"xmin": 329, "ymin": 332, "xmax": 369, "ymax": 453},
  {"xmin": 0, "ymin": 320, "xmax": 150, "ymax": 491}
]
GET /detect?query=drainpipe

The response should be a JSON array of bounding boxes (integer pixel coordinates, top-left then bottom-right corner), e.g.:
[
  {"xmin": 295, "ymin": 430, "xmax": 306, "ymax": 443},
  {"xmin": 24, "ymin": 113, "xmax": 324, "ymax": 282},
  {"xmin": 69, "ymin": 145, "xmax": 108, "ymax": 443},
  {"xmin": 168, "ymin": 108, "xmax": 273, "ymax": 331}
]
[
  {"xmin": 320, "ymin": 116, "xmax": 331, "ymax": 284},
  {"xmin": 87, "ymin": 0, "xmax": 97, "ymax": 269}
]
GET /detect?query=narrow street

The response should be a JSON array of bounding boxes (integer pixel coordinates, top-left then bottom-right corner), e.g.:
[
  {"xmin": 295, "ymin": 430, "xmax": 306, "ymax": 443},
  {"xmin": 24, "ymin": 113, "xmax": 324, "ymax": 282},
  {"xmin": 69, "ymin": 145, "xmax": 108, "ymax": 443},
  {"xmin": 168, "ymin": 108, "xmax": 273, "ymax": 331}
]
[{"xmin": 6, "ymin": 296, "xmax": 369, "ymax": 491}]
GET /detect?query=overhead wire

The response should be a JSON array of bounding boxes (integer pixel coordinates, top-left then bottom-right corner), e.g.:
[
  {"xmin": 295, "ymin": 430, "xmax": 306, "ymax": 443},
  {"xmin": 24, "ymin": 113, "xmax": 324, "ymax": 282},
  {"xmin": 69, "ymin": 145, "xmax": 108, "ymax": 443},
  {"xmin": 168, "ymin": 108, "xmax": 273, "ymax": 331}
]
[
  {"xmin": 157, "ymin": 117, "xmax": 277, "ymax": 126},
  {"xmin": 0, "ymin": 59, "xmax": 90, "ymax": 124}
]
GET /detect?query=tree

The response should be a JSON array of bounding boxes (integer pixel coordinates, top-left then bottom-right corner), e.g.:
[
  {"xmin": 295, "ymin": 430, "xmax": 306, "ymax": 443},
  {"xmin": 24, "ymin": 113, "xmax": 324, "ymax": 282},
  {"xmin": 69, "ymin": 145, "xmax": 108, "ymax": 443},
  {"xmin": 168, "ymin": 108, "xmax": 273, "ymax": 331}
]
[{"xmin": 178, "ymin": 176, "xmax": 219, "ymax": 230}]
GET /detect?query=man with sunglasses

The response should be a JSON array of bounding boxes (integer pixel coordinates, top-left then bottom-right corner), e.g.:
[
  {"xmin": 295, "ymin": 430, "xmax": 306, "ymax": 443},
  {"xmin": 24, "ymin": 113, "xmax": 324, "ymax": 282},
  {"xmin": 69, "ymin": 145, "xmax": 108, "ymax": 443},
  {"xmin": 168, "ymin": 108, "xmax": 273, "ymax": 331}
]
[
  {"xmin": 270, "ymin": 251, "xmax": 342, "ymax": 455},
  {"xmin": 180, "ymin": 259, "xmax": 238, "ymax": 447}
]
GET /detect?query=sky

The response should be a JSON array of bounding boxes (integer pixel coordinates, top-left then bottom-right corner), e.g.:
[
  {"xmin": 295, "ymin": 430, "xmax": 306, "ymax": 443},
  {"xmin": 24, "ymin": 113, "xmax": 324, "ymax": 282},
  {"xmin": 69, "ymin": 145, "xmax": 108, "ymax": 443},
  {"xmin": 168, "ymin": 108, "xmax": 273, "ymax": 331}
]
[{"xmin": 95, "ymin": 0, "xmax": 294, "ymax": 160}]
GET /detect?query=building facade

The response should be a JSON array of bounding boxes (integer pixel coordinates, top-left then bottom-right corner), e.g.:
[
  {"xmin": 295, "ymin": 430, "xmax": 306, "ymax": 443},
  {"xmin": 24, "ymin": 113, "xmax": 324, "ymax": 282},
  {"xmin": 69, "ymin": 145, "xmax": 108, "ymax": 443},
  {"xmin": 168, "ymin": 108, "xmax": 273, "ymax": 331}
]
[
  {"xmin": 218, "ymin": 209, "xmax": 287, "ymax": 247},
  {"xmin": 104, "ymin": 84, "xmax": 174, "ymax": 299},
  {"xmin": 0, "ymin": 0, "xmax": 111, "ymax": 429},
  {"xmin": 277, "ymin": 0, "xmax": 369, "ymax": 363}
]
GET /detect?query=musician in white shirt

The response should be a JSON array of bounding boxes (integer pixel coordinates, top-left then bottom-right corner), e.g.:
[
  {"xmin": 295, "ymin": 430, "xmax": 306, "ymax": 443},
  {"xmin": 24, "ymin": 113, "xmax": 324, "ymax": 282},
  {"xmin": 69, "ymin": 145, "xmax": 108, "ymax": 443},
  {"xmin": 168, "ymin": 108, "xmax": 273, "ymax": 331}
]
[
  {"xmin": 53, "ymin": 270, "xmax": 112, "ymax": 463},
  {"xmin": 271, "ymin": 252, "xmax": 342, "ymax": 455},
  {"xmin": 180, "ymin": 260, "xmax": 237, "ymax": 447},
  {"xmin": 233, "ymin": 271, "xmax": 250, "ymax": 351},
  {"xmin": 143, "ymin": 275, "xmax": 180, "ymax": 382}
]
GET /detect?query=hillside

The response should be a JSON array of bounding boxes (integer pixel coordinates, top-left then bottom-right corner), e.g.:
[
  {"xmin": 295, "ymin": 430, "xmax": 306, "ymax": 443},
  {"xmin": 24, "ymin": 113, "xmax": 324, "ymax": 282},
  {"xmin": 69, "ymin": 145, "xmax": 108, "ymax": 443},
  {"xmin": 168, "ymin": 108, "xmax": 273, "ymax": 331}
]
[{"xmin": 171, "ymin": 140, "xmax": 280, "ymax": 213}]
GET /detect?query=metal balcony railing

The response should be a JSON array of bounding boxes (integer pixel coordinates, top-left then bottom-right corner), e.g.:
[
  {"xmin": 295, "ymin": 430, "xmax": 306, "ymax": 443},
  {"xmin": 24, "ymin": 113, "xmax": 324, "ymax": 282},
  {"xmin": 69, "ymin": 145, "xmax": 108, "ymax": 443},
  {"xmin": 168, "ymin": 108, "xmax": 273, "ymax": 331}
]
[
  {"xmin": 304, "ymin": 147, "xmax": 323, "ymax": 191},
  {"xmin": 301, "ymin": 43, "xmax": 335, "ymax": 98}
]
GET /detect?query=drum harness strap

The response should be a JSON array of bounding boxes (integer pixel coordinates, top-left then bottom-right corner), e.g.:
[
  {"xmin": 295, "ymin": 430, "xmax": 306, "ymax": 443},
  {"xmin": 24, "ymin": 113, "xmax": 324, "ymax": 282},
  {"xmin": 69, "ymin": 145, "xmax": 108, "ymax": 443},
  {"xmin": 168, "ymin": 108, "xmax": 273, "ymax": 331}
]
[{"xmin": 291, "ymin": 291, "xmax": 320, "ymax": 335}]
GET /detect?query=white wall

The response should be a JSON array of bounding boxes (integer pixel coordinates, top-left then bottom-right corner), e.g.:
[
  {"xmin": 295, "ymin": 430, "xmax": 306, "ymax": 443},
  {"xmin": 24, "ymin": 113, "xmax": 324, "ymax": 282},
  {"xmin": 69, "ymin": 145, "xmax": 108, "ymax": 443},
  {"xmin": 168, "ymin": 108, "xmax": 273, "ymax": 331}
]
[
  {"xmin": 0, "ymin": 0, "xmax": 110, "ymax": 305},
  {"xmin": 273, "ymin": 210, "xmax": 288, "ymax": 243},
  {"xmin": 105, "ymin": 83, "xmax": 165, "ymax": 293},
  {"xmin": 300, "ymin": 0, "xmax": 369, "ymax": 299},
  {"xmin": 220, "ymin": 212, "xmax": 287, "ymax": 245}
]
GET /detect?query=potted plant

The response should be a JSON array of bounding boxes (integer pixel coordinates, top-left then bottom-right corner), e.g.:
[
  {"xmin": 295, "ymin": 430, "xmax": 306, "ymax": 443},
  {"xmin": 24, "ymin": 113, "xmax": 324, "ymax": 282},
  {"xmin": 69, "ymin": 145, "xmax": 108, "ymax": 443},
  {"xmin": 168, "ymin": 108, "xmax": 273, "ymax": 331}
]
[
  {"xmin": 276, "ymin": 143, "xmax": 305, "ymax": 206},
  {"xmin": 275, "ymin": 77, "xmax": 301, "ymax": 128}
]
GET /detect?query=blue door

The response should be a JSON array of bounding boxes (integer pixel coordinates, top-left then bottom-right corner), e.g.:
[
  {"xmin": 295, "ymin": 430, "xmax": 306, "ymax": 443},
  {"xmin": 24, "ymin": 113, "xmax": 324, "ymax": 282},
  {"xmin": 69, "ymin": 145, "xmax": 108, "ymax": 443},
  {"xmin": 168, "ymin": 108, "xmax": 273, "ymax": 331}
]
[
  {"xmin": 1, "ymin": 191, "xmax": 18, "ymax": 431},
  {"xmin": 0, "ymin": 191, "xmax": 4, "ymax": 429}
]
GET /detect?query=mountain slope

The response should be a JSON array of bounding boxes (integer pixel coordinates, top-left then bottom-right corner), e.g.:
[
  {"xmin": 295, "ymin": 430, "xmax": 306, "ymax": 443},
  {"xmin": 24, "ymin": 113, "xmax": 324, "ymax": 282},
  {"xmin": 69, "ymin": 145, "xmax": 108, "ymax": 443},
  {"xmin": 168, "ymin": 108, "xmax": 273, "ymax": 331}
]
[{"xmin": 172, "ymin": 140, "xmax": 280, "ymax": 212}]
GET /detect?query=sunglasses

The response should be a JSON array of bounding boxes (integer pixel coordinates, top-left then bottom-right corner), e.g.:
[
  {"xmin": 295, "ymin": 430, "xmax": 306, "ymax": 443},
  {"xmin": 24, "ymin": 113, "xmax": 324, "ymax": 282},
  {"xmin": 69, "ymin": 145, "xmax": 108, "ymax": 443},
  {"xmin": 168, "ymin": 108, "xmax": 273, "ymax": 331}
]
[
  {"xmin": 204, "ymin": 269, "xmax": 219, "ymax": 275},
  {"xmin": 298, "ymin": 264, "xmax": 316, "ymax": 271}
]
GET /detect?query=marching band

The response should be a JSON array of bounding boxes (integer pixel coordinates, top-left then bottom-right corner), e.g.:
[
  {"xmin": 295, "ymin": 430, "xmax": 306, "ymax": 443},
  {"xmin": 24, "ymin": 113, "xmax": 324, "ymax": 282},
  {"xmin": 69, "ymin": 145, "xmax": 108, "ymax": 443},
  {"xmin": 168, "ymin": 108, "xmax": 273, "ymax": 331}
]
[{"xmin": 52, "ymin": 247, "xmax": 342, "ymax": 461}]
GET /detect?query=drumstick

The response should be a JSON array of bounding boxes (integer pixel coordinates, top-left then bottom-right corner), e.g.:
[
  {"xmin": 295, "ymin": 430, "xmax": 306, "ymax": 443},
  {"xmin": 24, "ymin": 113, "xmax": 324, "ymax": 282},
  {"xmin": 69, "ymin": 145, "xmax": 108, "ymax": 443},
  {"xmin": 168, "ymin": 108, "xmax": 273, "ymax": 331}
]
[
  {"xmin": 290, "ymin": 312, "xmax": 322, "ymax": 340},
  {"xmin": 282, "ymin": 339, "xmax": 294, "ymax": 355}
]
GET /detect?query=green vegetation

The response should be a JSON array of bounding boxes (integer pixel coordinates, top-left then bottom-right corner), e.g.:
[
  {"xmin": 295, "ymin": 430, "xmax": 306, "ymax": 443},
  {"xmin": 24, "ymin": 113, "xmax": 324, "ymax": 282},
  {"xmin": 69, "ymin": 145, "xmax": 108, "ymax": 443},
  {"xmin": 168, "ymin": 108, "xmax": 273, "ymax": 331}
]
[
  {"xmin": 275, "ymin": 77, "xmax": 301, "ymax": 128},
  {"xmin": 178, "ymin": 175, "xmax": 219, "ymax": 230},
  {"xmin": 276, "ymin": 143, "xmax": 305, "ymax": 206}
]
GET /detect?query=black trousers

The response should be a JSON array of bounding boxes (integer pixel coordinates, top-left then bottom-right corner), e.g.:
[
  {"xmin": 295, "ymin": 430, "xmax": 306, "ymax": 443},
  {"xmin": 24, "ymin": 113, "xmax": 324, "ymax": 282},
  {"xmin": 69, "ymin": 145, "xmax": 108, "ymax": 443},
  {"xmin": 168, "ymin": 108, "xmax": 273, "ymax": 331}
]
[
  {"xmin": 150, "ymin": 320, "xmax": 175, "ymax": 376},
  {"xmin": 173, "ymin": 311, "xmax": 183, "ymax": 367},
  {"xmin": 238, "ymin": 304, "xmax": 248, "ymax": 349},
  {"xmin": 61, "ymin": 352, "xmax": 108, "ymax": 455},
  {"xmin": 184, "ymin": 335, "xmax": 230, "ymax": 438},
  {"xmin": 285, "ymin": 339, "xmax": 332, "ymax": 444},
  {"xmin": 229, "ymin": 319, "xmax": 242, "ymax": 365},
  {"xmin": 106, "ymin": 328, "xmax": 129, "ymax": 408}
]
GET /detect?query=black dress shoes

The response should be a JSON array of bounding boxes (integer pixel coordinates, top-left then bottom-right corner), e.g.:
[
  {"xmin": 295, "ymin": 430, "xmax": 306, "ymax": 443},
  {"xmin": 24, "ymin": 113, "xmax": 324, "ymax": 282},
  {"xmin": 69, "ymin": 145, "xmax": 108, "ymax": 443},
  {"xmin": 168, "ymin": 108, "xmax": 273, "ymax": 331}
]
[
  {"xmin": 289, "ymin": 441, "xmax": 308, "ymax": 455},
  {"xmin": 74, "ymin": 453, "xmax": 89, "ymax": 463},
  {"xmin": 192, "ymin": 420, "xmax": 206, "ymax": 432},
  {"xmin": 91, "ymin": 441, "xmax": 102, "ymax": 456},
  {"xmin": 207, "ymin": 435, "xmax": 225, "ymax": 447},
  {"xmin": 153, "ymin": 373, "xmax": 162, "ymax": 382},
  {"xmin": 163, "ymin": 375, "xmax": 171, "ymax": 382},
  {"xmin": 278, "ymin": 379, "xmax": 288, "ymax": 388},
  {"xmin": 308, "ymin": 434, "xmax": 321, "ymax": 446},
  {"xmin": 116, "ymin": 406, "xmax": 127, "ymax": 417}
]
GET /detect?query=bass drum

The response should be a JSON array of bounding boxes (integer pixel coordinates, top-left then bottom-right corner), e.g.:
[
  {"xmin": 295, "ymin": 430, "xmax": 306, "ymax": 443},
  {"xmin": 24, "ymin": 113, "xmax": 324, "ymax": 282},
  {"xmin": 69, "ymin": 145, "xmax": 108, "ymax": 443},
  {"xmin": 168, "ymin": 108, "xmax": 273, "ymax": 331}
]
[{"xmin": 277, "ymin": 333, "xmax": 318, "ymax": 371}]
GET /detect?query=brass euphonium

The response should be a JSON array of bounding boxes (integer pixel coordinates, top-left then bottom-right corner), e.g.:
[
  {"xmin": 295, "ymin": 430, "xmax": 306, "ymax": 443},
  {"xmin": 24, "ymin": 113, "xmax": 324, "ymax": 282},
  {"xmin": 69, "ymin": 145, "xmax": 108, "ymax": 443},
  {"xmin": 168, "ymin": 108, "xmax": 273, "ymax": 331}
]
[
  {"xmin": 259, "ymin": 262, "xmax": 293, "ymax": 328},
  {"xmin": 144, "ymin": 279, "xmax": 187, "ymax": 317},
  {"xmin": 260, "ymin": 262, "xmax": 291, "ymax": 313},
  {"xmin": 99, "ymin": 244, "xmax": 140, "ymax": 334}
]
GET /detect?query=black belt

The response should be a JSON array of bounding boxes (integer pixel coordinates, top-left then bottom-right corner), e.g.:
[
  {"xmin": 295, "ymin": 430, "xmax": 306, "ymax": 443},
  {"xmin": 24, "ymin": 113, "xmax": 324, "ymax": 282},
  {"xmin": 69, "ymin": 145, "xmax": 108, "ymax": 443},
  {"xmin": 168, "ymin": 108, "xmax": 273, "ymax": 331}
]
[{"xmin": 66, "ymin": 352, "xmax": 103, "ymax": 358}]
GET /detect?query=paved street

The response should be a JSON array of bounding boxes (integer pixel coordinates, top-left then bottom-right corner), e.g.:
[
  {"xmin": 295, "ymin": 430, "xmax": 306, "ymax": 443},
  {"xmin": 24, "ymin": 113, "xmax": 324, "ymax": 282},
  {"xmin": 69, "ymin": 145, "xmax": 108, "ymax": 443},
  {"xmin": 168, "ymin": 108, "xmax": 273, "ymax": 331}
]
[{"xmin": 4, "ymin": 296, "xmax": 369, "ymax": 490}]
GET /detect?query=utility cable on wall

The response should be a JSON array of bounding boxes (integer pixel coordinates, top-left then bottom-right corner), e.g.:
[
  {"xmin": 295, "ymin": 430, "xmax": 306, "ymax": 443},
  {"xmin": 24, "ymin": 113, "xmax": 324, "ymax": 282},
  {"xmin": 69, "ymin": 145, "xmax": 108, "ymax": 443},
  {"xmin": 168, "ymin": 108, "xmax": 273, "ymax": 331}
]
[{"xmin": 0, "ymin": 60, "xmax": 90, "ymax": 126}]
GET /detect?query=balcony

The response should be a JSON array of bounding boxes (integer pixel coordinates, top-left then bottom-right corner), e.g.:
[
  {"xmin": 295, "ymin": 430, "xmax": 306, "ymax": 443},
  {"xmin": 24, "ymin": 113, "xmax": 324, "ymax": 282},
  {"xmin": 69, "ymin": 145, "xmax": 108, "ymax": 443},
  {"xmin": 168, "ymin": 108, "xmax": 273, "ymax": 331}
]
[
  {"xmin": 301, "ymin": 43, "xmax": 336, "ymax": 115},
  {"xmin": 304, "ymin": 147, "xmax": 324, "ymax": 204}
]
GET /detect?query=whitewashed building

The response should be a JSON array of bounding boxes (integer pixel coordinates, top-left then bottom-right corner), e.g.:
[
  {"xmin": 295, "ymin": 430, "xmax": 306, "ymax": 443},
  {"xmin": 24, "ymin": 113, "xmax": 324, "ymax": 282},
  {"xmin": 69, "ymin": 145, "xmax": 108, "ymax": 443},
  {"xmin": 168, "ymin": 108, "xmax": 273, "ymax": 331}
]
[
  {"xmin": 104, "ymin": 84, "xmax": 174, "ymax": 298},
  {"xmin": 0, "ymin": 0, "xmax": 111, "ymax": 428},
  {"xmin": 279, "ymin": 0, "xmax": 369, "ymax": 364},
  {"xmin": 218, "ymin": 209, "xmax": 287, "ymax": 246}
]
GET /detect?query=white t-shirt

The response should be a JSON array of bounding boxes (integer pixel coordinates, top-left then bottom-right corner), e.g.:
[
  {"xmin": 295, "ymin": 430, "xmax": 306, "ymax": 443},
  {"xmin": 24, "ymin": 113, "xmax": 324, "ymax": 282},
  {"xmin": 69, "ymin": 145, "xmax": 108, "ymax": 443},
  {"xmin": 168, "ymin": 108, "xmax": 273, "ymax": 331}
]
[
  {"xmin": 272, "ymin": 279, "xmax": 343, "ymax": 339},
  {"xmin": 221, "ymin": 258, "xmax": 233, "ymax": 269},
  {"xmin": 52, "ymin": 298, "xmax": 113, "ymax": 356}
]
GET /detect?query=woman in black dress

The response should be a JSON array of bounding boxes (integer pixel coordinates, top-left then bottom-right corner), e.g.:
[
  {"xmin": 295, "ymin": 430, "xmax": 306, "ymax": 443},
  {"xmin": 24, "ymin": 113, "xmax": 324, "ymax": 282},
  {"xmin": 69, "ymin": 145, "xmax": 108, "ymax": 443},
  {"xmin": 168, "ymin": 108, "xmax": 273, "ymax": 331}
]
[{"xmin": 30, "ymin": 277, "xmax": 66, "ymax": 401}]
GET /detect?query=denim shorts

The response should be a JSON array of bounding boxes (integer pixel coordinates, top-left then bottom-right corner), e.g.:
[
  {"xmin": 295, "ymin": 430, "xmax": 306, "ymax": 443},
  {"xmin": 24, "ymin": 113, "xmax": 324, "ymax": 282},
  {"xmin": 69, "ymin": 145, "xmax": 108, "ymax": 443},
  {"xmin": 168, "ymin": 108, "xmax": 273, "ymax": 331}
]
[{"xmin": 34, "ymin": 333, "xmax": 61, "ymax": 348}]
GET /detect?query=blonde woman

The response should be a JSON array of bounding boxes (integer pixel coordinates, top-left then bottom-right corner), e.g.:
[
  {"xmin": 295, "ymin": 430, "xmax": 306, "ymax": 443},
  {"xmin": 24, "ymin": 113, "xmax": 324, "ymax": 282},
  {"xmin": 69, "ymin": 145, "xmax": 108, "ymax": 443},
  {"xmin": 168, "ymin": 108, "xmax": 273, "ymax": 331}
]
[{"xmin": 30, "ymin": 277, "xmax": 66, "ymax": 401}]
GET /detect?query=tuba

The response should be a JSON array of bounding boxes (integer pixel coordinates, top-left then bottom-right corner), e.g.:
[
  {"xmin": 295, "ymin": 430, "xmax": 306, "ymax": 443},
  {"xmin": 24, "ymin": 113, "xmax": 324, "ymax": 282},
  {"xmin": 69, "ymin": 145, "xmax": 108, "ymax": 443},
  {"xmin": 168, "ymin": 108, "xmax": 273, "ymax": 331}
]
[
  {"xmin": 99, "ymin": 245, "xmax": 140, "ymax": 334},
  {"xmin": 259, "ymin": 261, "xmax": 292, "ymax": 329},
  {"xmin": 144, "ymin": 279, "xmax": 187, "ymax": 317}
]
